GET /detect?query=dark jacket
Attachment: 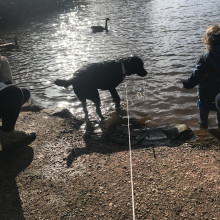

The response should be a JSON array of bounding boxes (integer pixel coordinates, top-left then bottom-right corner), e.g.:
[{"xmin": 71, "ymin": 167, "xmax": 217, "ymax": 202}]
[{"xmin": 183, "ymin": 45, "xmax": 220, "ymax": 103}]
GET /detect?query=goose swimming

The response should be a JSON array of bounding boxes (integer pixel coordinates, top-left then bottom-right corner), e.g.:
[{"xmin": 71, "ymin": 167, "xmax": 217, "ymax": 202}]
[{"xmin": 91, "ymin": 18, "xmax": 110, "ymax": 33}]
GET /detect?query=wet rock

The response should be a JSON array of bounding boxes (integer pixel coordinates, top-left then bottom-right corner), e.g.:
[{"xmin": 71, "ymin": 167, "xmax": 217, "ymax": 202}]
[
  {"xmin": 148, "ymin": 128, "xmax": 167, "ymax": 141},
  {"xmin": 21, "ymin": 103, "xmax": 42, "ymax": 112},
  {"xmin": 104, "ymin": 121, "xmax": 194, "ymax": 147},
  {"xmin": 52, "ymin": 108, "xmax": 73, "ymax": 118},
  {"xmin": 20, "ymin": 98, "xmax": 42, "ymax": 112},
  {"xmin": 161, "ymin": 124, "xmax": 194, "ymax": 141},
  {"xmin": 44, "ymin": 108, "xmax": 73, "ymax": 118},
  {"xmin": 44, "ymin": 108, "xmax": 84, "ymax": 130}
]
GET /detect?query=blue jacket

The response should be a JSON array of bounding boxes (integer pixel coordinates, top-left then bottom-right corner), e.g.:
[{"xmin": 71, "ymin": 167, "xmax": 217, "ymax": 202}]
[{"xmin": 183, "ymin": 45, "xmax": 220, "ymax": 103}]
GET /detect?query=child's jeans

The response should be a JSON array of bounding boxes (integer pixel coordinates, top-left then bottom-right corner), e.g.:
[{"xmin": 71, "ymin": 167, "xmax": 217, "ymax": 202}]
[{"xmin": 197, "ymin": 99, "xmax": 220, "ymax": 129}]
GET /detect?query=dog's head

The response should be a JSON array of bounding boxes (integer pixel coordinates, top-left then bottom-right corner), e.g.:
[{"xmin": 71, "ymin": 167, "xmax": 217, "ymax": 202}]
[{"xmin": 124, "ymin": 56, "xmax": 148, "ymax": 77}]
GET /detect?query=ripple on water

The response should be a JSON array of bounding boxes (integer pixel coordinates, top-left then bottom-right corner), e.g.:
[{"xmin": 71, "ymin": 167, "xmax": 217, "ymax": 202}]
[{"xmin": 1, "ymin": 0, "xmax": 220, "ymax": 128}]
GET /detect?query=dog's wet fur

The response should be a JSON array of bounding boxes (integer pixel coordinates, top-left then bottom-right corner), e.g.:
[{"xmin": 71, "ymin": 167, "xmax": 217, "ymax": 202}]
[{"xmin": 54, "ymin": 56, "xmax": 148, "ymax": 121}]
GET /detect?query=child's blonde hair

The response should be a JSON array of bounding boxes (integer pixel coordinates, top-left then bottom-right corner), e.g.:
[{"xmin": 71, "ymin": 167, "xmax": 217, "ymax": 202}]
[{"xmin": 203, "ymin": 24, "xmax": 220, "ymax": 51}]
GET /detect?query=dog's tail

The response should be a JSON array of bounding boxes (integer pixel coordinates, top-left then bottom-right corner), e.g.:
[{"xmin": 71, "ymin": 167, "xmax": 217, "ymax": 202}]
[{"xmin": 54, "ymin": 79, "xmax": 73, "ymax": 88}]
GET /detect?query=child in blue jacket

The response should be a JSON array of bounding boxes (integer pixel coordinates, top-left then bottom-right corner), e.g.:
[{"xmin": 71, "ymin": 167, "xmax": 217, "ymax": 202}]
[{"xmin": 182, "ymin": 24, "xmax": 220, "ymax": 129}]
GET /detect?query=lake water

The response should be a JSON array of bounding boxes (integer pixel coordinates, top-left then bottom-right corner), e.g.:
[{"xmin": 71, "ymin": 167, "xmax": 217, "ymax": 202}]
[{"xmin": 1, "ymin": 0, "xmax": 220, "ymax": 129}]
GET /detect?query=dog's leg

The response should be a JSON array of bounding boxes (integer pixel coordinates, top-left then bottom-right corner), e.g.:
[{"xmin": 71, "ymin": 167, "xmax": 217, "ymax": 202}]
[
  {"xmin": 90, "ymin": 90, "xmax": 105, "ymax": 121},
  {"xmin": 81, "ymin": 100, "xmax": 89, "ymax": 121},
  {"xmin": 94, "ymin": 100, "xmax": 105, "ymax": 121},
  {"xmin": 109, "ymin": 88, "xmax": 121, "ymax": 109}
]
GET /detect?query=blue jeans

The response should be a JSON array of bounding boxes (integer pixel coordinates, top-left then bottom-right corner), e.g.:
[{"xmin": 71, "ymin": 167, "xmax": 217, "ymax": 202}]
[{"xmin": 197, "ymin": 99, "xmax": 220, "ymax": 128}]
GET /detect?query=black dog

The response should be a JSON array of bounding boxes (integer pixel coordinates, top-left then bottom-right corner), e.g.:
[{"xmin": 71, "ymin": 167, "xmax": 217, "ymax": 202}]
[{"xmin": 54, "ymin": 56, "xmax": 148, "ymax": 120}]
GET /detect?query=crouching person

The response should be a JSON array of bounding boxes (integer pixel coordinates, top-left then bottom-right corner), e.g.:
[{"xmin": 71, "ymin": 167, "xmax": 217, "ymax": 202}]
[{"xmin": 0, "ymin": 55, "xmax": 36, "ymax": 149}]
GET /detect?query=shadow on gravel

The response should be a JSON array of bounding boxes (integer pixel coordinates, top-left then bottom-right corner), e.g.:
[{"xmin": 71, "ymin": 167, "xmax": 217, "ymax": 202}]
[
  {"xmin": 65, "ymin": 109, "xmax": 194, "ymax": 167},
  {"xmin": 0, "ymin": 145, "xmax": 34, "ymax": 220}
]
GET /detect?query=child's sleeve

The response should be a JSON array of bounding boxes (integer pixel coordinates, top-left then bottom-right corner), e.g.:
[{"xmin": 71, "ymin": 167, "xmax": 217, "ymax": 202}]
[{"xmin": 183, "ymin": 56, "xmax": 207, "ymax": 89}]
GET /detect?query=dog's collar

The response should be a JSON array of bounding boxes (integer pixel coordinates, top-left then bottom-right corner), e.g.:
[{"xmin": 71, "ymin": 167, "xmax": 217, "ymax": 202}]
[{"xmin": 121, "ymin": 61, "xmax": 126, "ymax": 76}]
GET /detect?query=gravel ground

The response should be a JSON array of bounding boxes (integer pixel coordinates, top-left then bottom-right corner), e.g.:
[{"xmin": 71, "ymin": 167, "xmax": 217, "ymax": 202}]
[{"xmin": 0, "ymin": 108, "xmax": 220, "ymax": 220}]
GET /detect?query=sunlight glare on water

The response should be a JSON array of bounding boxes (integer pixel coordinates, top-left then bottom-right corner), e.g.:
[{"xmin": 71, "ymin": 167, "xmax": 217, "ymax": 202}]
[{"xmin": 1, "ymin": 0, "xmax": 220, "ymax": 129}]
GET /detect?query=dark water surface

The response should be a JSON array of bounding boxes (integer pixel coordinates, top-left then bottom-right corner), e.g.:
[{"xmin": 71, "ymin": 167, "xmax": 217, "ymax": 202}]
[{"xmin": 1, "ymin": 0, "xmax": 220, "ymax": 129}]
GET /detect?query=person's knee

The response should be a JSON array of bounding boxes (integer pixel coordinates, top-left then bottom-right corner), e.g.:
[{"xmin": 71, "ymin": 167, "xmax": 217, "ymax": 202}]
[
  {"xmin": 2, "ymin": 85, "xmax": 23, "ymax": 107},
  {"xmin": 9, "ymin": 85, "xmax": 23, "ymax": 100}
]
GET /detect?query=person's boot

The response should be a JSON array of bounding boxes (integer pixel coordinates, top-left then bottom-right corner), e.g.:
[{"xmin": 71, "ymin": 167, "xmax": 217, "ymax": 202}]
[{"xmin": 199, "ymin": 110, "xmax": 209, "ymax": 129}]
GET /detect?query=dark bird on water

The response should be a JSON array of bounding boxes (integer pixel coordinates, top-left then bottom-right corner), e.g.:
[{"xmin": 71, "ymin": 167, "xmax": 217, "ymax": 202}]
[
  {"xmin": 91, "ymin": 18, "xmax": 110, "ymax": 33},
  {"xmin": 0, "ymin": 37, "xmax": 19, "ymax": 51}
]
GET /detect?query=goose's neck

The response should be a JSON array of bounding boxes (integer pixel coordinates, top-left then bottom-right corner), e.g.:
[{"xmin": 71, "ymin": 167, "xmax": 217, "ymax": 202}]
[{"xmin": 105, "ymin": 20, "xmax": 108, "ymax": 29}]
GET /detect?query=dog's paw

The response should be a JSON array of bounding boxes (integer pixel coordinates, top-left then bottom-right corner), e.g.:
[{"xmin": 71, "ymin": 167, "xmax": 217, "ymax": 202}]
[{"xmin": 115, "ymin": 103, "xmax": 121, "ymax": 110}]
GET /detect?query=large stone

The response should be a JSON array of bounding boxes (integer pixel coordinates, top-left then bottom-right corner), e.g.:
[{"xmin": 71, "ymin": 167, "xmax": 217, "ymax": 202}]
[
  {"xmin": 21, "ymin": 99, "xmax": 42, "ymax": 112},
  {"xmin": 50, "ymin": 108, "xmax": 73, "ymax": 118},
  {"xmin": 161, "ymin": 124, "xmax": 194, "ymax": 141}
]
